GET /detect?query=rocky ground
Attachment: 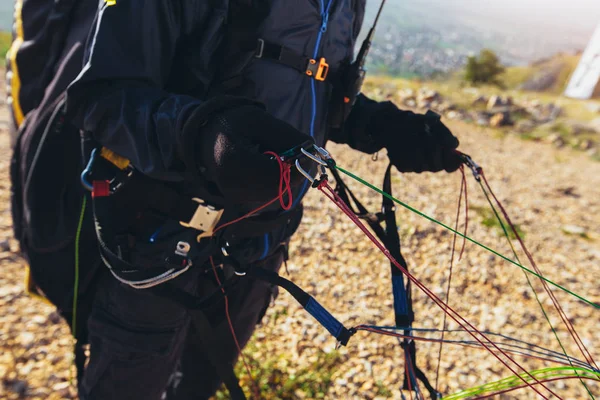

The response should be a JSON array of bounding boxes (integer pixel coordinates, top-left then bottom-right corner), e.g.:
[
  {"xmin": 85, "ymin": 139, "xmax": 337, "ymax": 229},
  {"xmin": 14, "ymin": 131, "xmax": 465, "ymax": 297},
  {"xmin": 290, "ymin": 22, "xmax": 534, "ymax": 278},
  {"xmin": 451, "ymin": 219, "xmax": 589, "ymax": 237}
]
[
  {"xmin": 364, "ymin": 78, "xmax": 600, "ymax": 163},
  {"xmin": 0, "ymin": 78, "xmax": 599, "ymax": 400}
]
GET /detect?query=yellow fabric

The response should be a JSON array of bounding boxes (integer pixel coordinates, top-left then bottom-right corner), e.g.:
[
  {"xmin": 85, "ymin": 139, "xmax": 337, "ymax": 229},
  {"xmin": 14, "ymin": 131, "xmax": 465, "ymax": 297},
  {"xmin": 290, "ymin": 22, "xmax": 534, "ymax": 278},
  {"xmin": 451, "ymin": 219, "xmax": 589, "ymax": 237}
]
[
  {"xmin": 8, "ymin": 0, "xmax": 25, "ymax": 127},
  {"xmin": 24, "ymin": 267, "xmax": 53, "ymax": 306},
  {"xmin": 100, "ymin": 147, "xmax": 130, "ymax": 170}
]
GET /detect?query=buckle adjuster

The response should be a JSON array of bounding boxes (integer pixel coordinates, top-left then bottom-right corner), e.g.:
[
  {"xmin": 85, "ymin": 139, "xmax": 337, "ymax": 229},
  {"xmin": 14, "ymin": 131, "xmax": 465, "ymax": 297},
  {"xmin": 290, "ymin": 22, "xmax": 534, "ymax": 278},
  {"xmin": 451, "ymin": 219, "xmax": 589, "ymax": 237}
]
[
  {"xmin": 306, "ymin": 57, "xmax": 329, "ymax": 81},
  {"xmin": 255, "ymin": 38, "xmax": 265, "ymax": 58},
  {"xmin": 179, "ymin": 198, "xmax": 224, "ymax": 239}
]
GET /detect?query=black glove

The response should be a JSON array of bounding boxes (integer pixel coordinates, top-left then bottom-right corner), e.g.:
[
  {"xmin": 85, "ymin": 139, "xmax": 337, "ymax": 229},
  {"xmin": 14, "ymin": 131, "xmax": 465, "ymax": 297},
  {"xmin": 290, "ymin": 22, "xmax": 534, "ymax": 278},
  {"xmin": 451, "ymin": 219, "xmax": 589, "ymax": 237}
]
[
  {"xmin": 198, "ymin": 105, "xmax": 314, "ymax": 204},
  {"xmin": 368, "ymin": 103, "xmax": 462, "ymax": 173}
]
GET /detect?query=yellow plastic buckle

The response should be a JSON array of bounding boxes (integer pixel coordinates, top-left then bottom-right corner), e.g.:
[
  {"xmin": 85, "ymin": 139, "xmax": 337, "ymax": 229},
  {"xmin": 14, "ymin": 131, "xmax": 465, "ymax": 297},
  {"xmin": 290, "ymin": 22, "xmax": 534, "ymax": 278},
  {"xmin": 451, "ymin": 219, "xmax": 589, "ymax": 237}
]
[{"xmin": 306, "ymin": 58, "xmax": 329, "ymax": 81}]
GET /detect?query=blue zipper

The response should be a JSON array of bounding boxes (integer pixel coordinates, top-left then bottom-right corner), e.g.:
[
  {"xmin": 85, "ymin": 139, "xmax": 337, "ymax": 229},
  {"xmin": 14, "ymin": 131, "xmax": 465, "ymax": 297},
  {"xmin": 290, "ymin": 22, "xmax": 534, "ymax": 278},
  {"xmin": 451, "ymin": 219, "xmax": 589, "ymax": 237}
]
[
  {"xmin": 260, "ymin": 0, "xmax": 333, "ymax": 260},
  {"xmin": 292, "ymin": 0, "xmax": 333, "ymax": 209}
]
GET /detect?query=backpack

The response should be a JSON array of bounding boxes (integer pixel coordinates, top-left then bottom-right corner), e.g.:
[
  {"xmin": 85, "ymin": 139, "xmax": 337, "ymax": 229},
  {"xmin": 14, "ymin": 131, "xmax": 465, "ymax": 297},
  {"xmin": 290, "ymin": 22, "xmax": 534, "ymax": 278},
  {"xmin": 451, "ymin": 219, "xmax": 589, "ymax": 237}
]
[
  {"xmin": 7, "ymin": 0, "xmax": 272, "ymax": 314},
  {"xmin": 8, "ymin": 0, "xmax": 100, "ymax": 314}
]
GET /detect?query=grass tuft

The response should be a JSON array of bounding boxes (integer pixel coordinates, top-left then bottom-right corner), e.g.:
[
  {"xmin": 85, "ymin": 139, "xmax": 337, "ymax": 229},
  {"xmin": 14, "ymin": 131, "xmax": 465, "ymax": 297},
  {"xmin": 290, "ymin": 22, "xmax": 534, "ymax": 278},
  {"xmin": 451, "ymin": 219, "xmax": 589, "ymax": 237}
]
[
  {"xmin": 471, "ymin": 206, "xmax": 525, "ymax": 240},
  {"xmin": 214, "ymin": 342, "xmax": 344, "ymax": 399},
  {"xmin": 0, "ymin": 31, "xmax": 11, "ymax": 58}
]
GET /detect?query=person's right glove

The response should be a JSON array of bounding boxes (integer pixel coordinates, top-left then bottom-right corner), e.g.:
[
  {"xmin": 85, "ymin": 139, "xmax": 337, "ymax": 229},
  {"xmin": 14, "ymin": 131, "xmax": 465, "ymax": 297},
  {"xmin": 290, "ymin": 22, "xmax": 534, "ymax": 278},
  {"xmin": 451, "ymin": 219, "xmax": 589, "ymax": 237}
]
[
  {"xmin": 366, "ymin": 103, "xmax": 462, "ymax": 173},
  {"xmin": 197, "ymin": 105, "xmax": 314, "ymax": 205}
]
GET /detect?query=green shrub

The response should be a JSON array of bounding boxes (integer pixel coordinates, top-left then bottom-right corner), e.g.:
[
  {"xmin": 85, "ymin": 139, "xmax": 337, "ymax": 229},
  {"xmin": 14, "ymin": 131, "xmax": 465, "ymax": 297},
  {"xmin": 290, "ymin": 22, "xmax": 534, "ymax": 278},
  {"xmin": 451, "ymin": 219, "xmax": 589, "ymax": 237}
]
[{"xmin": 464, "ymin": 49, "xmax": 505, "ymax": 87}]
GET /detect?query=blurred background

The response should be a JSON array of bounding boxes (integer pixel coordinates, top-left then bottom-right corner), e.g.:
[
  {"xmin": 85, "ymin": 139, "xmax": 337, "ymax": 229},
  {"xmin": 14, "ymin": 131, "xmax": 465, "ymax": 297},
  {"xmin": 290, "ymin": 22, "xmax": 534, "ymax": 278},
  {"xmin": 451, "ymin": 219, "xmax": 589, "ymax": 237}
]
[{"xmin": 0, "ymin": 1, "xmax": 599, "ymax": 400}]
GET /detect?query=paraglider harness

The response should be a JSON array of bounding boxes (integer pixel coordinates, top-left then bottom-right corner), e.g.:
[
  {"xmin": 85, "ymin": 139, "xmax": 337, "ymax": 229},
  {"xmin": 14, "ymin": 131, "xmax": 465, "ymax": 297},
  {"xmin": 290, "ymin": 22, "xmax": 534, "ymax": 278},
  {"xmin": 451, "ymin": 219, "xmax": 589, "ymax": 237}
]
[{"xmin": 81, "ymin": 138, "xmax": 439, "ymax": 399}]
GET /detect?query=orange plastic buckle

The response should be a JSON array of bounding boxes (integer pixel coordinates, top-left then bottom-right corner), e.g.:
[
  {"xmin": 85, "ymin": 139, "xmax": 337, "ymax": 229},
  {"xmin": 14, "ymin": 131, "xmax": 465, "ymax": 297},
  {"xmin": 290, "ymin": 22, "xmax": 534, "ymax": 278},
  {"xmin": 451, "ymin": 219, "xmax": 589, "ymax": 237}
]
[{"xmin": 306, "ymin": 58, "xmax": 329, "ymax": 81}]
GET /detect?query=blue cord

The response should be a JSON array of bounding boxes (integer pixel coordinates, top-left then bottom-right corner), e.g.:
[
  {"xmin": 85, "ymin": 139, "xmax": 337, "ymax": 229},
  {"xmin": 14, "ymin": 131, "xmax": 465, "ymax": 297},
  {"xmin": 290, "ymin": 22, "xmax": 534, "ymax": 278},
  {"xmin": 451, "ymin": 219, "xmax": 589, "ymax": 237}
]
[{"xmin": 259, "ymin": 234, "xmax": 270, "ymax": 260}]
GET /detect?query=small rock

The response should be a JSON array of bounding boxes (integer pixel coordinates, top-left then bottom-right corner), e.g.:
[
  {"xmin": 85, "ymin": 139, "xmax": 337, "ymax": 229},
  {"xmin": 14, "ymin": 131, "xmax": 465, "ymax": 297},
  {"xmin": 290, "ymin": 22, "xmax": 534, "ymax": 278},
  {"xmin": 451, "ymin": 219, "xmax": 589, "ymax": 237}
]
[
  {"xmin": 0, "ymin": 285, "xmax": 20, "ymax": 298},
  {"xmin": 9, "ymin": 380, "xmax": 28, "ymax": 396},
  {"xmin": 18, "ymin": 332, "xmax": 35, "ymax": 347},
  {"xmin": 417, "ymin": 100, "xmax": 432, "ymax": 109},
  {"xmin": 516, "ymin": 119, "xmax": 536, "ymax": 133},
  {"xmin": 446, "ymin": 110, "xmax": 462, "ymax": 120},
  {"xmin": 473, "ymin": 112, "xmax": 489, "ymax": 126},
  {"xmin": 0, "ymin": 240, "xmax": 10, "ymax": 252},
  {"xmin": 472, "ymin": 95, "xmax": 487, "ymax": 107},
  {"xmin": 547, "ymin": 134, "xmax": 565, "ymax": 148},
  {"xmin": 397, "ymin": 88, "xmax": 415, "ymax": 101},
  {"xmin": 31, "ymin": 315, "xmax": 47, "ymax": 325},
  {"xmin": 48, "ymin": 311, "xmax": 63, "ymax": 324},
  {"xmin": 556, "ymin": 187, "xmax": 579, "ymax": 198},
  {"xmin": 589, "ymin": 117, "xmax": 600, "ymax": 133},
  {"xmin": 579, "ymin": 139, "xmax": 594, "ymax": 150},
  {"xmin": 418, "ymin": 89, "xmax": 440, "ymax": 103},
  {"xmin": 487, "ymin": 95, "xmax": 503, "ymax": 110},
  {"xmin": 561, "ymin": 225, "xmax": 587, "ymax": 237},
  {"xmin": 490, "ymin": 112, "xmax": 511, "ymax": 128},
  {"xmin": 52, "ymin": 381, "xmax": 72, "ymax": 398},
  {"xmin": 335, "ymin": 378, "xmax": 348, "ymax": 386}
]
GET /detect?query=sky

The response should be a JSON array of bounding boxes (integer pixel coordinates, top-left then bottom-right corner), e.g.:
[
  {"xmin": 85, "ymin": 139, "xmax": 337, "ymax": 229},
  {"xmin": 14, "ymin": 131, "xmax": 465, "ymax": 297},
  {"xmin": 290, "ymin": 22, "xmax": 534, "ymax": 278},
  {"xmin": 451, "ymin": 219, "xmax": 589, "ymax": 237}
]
[{"xmin": 413, "ymin": 0, "xmax": 600, "ymax": 34}]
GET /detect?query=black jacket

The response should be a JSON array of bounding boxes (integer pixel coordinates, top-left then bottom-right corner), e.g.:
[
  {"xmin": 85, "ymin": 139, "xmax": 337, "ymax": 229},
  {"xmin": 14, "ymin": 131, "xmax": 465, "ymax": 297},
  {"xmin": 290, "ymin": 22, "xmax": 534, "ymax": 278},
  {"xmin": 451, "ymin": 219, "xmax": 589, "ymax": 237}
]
[{"xmin": 66, "ymin": 0, "xmax": 375, "ymax": 183}]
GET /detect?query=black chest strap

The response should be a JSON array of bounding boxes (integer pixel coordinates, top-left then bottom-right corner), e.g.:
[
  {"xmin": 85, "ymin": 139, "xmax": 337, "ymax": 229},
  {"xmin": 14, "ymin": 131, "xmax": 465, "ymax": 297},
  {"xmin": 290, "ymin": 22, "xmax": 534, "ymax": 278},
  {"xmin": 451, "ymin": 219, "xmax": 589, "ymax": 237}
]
[{"xmin": 251, "ymin": 39, "xmax": 332, "ymax": 82}]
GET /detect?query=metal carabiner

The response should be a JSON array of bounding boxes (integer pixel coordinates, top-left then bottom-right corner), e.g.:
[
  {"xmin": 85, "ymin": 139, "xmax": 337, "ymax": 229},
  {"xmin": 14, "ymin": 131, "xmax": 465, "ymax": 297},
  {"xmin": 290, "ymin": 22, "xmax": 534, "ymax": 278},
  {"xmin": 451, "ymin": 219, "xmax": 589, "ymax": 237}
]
[
  {"xmin": 300, "ymin": 147, "xmax": 328, "ymax": 166},
  {"xmin": 295, "ymin": 159, "xmax": 328, "ymax": 185},
  {"xmin": 458, "ymin": 152, "xmax": 482, "ymax": 181},
  {"xmin": 295, "ymin": 159, "xmax": 317, "ymax": 183}
]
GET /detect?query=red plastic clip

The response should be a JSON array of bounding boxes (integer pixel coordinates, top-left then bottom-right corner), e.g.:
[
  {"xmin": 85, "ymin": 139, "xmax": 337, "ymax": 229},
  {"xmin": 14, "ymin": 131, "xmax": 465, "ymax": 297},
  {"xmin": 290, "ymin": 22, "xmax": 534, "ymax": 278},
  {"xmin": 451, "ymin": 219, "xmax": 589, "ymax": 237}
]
[{"xmin": 92, "ymin": 180, "xmax": 111, "ymax": 198}]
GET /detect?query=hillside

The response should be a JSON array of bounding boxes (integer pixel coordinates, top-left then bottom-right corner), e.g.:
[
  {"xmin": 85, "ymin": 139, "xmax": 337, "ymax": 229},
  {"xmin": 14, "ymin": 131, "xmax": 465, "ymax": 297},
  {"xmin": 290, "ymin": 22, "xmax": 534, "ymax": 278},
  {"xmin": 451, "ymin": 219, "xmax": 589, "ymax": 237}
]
[{"xmin": 502, "ymin": 53, "xmax": 584, "ymax": 94}]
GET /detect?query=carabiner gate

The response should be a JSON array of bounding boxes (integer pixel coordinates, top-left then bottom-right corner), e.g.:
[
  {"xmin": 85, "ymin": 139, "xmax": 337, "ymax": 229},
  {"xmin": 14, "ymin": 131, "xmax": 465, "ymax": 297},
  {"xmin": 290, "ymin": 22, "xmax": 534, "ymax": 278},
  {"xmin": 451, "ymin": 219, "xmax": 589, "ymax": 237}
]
[{"xmin": 458, "ymin": 152, "xmax": 482, "ymax": 181}]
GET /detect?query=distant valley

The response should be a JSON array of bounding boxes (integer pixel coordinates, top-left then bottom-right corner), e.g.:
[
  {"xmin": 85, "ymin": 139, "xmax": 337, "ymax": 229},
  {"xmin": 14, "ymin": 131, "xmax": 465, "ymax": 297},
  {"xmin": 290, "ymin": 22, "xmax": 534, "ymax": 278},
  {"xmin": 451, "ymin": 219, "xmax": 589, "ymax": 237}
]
[{"xmin": 1, "ymin": 0, "xmax": 599, "ymax": 78}]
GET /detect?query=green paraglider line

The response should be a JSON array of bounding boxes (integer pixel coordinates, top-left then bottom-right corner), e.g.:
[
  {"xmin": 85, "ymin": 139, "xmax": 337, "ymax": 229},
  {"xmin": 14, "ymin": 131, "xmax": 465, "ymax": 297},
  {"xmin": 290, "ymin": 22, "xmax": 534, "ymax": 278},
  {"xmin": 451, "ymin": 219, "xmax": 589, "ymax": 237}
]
[
  {"xmin": 441, "ymin": 367, "xmax": 600, "ymax": 400},
  {"xmin": 334, "ymin": 165, "xmax": 599, "ymax": 310}
]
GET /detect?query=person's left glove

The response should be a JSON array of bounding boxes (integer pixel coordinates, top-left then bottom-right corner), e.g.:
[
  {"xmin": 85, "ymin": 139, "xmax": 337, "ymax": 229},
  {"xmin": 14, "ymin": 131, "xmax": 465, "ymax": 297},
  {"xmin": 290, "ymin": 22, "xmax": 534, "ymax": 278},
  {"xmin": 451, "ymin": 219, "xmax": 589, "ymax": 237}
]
[{"xmin": 366, "ymin": 102, "xmax": 462, "ymax": 173}]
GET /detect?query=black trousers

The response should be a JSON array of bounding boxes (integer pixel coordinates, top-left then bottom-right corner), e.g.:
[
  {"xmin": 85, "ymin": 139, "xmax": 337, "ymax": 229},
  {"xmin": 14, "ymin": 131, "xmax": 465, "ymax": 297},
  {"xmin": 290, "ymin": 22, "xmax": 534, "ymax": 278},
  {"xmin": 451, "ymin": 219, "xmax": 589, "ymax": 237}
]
[{"xmin": 80, "ymin": 250, "xmax": 284, "ymax": 400}]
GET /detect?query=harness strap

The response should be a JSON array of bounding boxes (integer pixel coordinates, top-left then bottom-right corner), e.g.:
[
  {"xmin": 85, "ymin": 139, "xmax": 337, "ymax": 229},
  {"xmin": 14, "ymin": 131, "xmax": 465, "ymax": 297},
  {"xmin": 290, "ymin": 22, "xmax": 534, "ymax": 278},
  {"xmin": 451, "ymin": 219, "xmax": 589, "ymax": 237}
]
[
  {"xmin": 402, "ymin": 340, "xmax": 439, "ymax": 400},
  {"xmin": 190, "ymin": 309, "xmax": 247, "ymax": 400},
  {"xmin": 246, "ymin": 266, "xmax": 355, "ymax": 346},
  {"xmin": 381, "ymin": 164, "xmax": 414, "ymax": 327},
  {"xmin": 253, "ymin": 39, "xmax": 331, "ymax": 82},
  {"xmin": 331, "ymin": 164, "xmax": 438, "ymax": 399}
]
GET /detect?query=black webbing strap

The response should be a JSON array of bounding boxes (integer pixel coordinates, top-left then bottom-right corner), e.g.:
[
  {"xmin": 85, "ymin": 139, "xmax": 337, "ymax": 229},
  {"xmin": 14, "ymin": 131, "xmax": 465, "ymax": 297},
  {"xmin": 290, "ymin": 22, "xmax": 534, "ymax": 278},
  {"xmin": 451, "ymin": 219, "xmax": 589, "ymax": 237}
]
[
  {"xmin": 331, "ymin": 164, "xmax": 438, "ymax": 399},
  {"xmin": 255, "ymin": 39, "xmax": 310, "ymax": 73},
  {"xmin": 190, "ymin": 309, "xmax": 246, "ymax": 400},
  {"xmin": 150, "ymin": 276, "xmax": 239, "ymax": 311},
  {"xmin": 253, "ymin": 39, "xmax": 332, "ymax": 82}
]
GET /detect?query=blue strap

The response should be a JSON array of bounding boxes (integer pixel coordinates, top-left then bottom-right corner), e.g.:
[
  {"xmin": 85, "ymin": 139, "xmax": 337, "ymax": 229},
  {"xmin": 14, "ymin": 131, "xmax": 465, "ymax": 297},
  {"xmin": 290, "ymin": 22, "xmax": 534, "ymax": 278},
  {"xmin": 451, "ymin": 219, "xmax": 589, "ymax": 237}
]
[
  {"xmin": 305, "ymin": 297, "xmax": 343, "ymax": 339},
  {"xmin": 392, "ymin": 274, "xmax": 409, "ymax": 317}
]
